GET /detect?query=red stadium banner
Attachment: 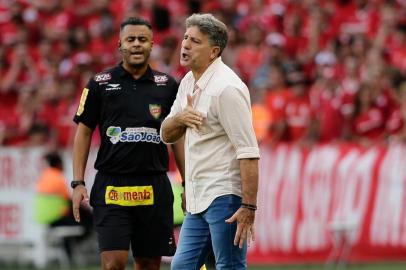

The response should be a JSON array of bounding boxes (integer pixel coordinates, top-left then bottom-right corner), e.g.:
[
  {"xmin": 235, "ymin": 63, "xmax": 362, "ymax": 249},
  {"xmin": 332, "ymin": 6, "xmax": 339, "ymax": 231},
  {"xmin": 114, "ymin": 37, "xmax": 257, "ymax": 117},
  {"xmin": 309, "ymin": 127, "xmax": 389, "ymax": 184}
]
[
  {"xmin": 0, "ymin": 148, "xmax": 97, "ymax": 244},
  {"xmin": 0, "ymin": 145, "xmax": 405, "ymax": 264},
  {"xmin": 249, "ymin": 143, "xmax": 406, "ymax": 264}
]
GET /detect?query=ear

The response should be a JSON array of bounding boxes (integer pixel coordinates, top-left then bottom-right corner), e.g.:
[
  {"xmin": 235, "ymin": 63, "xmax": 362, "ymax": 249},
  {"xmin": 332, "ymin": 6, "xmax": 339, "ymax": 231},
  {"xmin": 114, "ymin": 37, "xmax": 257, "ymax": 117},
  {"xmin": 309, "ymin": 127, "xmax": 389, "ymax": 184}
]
[
  {"xmin": 210, "ymin": 47, "xmax": 220, "ymax": 60},
  {"xmin": 118, "ymin": 40, "xmax": 121, "ymax": 49}
]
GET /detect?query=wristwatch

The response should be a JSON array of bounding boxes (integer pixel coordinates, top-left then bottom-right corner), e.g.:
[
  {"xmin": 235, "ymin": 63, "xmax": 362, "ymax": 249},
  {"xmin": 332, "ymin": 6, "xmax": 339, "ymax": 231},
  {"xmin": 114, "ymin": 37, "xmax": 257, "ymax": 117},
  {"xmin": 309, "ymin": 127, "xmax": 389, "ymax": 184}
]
[{"xmin": 71, "ymin": 180, "xmax": 86, "ymax": 189}]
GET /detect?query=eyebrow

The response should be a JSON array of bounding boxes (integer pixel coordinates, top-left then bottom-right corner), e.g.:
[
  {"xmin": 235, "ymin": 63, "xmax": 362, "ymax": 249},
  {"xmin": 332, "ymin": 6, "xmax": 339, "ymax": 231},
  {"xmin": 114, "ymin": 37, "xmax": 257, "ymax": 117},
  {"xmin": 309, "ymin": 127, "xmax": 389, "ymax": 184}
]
[
  {"xmin": 124, "ymin": 35, "xmax": 149, "ymax": 40},
  {"xmin": 185, "ymin": 34, "xmax": 202, "ymax": 42}
]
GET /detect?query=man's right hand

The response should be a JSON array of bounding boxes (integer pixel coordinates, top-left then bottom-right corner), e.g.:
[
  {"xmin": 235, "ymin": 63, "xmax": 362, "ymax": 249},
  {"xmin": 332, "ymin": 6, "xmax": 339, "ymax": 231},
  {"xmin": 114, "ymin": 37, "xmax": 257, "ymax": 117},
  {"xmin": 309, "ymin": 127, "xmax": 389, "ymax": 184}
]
[
  {"xmin": 72, "ymin": 185, "xmax": 90, "ymax": 222},
  {"xmin": 174, "ymin": 94, "xmax": 203, "ymax": 132}
]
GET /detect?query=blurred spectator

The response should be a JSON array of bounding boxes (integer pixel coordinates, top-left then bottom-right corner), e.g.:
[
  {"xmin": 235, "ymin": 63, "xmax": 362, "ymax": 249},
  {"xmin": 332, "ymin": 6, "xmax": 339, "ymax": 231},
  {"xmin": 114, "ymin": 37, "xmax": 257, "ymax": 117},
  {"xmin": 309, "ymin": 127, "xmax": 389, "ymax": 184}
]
[
  {"xmin": 284, "ymin": 68, "xmax": 316, "ymax": 143},
  {"xmin": 251, "ymin": 32, "xmax": 288, "ymax": 92},
  {"xmin": 25, "ymin": 122, "xmax": 52, "ymax": 147},
  {"xmin": 363, "ymin": 62, "xmax": 397, "ymax": 121},
  {"xmin": 151, "ymin": 3, "xmax": 172, "ymax": 43},
  {"xmin": 1, "ymin": 42, "xmax": 39, "ymax": 93},
  {"xmin": 310, "ymin": 55, "xmax": 348, "ymax": 142},
  {"xmin": 351, "ymin": 83, "xmax": 386, "ymax": 146},
  {"xmin": 387, "ymin": 81, "xmax": 406, "ymax": 142},
  {"xmin": 37, "ymin": 78, "xmax": 78, "ymax": 147},
  {"xmin": 339, "ymin": 56, "xmax": 361, "ymax": 116},
  {"xmin": 263, "ymin": 65, "xmax": 292, "ymax": 143},
  {"xmin": 3, "ymin": 90, "xmax": 40, "ymax": 145},
  {"xmin": 202, "ymin": 0, "xmax": 242, "ymax": 27},
  {"xmin": 35, "ymin": 151, "xmax": 71, "ymax": 227},
  {"xmin": 151, "ymin": 35, "xmax": 187, "ymax": 81},
  {"xmin": 34, "ymin": 151, "xmax": 93, "ymax": 262},
  {"xmin": 252, "ymin": 100, "xmax": 272, "ymax": 145},
  {"xmin": 235, "ymin": 21, "xmax": 266, "ymax": 83},
  {"xmin": 221, "ymin": 26, "xmax": 241, "ymax": 70}
]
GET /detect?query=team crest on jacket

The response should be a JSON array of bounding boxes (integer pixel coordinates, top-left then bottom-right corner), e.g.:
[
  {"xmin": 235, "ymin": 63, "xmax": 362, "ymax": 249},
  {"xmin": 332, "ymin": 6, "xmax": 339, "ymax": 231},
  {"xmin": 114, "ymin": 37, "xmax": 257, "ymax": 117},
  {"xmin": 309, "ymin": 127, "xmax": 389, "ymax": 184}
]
[{"xmin": 149, "ymin": 104, "xmax": 161, "ymax": 119}]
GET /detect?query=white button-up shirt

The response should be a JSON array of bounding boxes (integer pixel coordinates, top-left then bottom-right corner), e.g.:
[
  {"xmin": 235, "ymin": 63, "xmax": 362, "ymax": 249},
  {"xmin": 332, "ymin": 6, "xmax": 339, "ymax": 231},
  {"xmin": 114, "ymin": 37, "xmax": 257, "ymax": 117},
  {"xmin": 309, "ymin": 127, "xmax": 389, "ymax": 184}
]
[{"xmin": 161, "ymin": 57, "xmax": 260, "ymax": 214}]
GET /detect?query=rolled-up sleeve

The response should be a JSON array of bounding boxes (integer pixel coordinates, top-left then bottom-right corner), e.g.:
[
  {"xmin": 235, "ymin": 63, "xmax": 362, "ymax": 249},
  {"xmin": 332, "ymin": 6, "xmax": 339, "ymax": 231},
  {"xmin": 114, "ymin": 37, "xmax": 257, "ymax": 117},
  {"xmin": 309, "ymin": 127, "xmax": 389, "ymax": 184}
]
[{"xmin": 217, "ymin": 85, "xmax": 260, "ymax": 159}]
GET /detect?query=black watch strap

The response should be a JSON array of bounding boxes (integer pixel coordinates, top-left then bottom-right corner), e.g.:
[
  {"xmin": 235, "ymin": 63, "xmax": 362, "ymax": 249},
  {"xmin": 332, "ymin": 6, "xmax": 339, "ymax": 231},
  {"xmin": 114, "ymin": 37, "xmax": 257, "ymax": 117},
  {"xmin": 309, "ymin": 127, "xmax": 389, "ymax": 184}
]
[{"xmin": 71, "ymin": 180, "xmax": 86, "ymax": 189}]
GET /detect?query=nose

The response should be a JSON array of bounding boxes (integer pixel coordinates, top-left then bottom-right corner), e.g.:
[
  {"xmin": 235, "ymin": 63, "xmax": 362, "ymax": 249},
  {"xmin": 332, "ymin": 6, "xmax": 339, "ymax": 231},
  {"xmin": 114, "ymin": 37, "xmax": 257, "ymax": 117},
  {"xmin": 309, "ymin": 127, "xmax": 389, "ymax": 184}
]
[
  {"xmin": 182, "ymin": 38, "xmax": 191, "ymax": 49},
  {"xmin": 131, "ymin": 38, "xmax": 141, "ymax": 47}
]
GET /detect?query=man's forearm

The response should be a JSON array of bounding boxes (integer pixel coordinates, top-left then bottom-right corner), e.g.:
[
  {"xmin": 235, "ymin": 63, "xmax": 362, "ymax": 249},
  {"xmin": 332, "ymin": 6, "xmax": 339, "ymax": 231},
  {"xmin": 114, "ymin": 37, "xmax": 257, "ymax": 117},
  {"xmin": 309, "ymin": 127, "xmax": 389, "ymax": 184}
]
[
  {"xmin": 161, "ymin": 117, "xmax": 186, "ymax": 143},
  {"xmin": 73, "ymin": 123, "xmax": 93, "ymax": 181},
  {"xmin": 239, "ymin": 158, "xmax": 259, "ymax": 205}
]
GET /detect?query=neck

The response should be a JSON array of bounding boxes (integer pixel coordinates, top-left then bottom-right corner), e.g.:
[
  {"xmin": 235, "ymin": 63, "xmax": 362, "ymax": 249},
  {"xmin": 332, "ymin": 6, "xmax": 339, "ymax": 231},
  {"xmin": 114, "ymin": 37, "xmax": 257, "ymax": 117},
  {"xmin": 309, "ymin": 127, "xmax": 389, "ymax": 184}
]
[
  {"xmin": 192, "ymin": 69, "xmax": 204, "ymax": 82},
  {"xmin": 192, "ymin": 57, "xmax": 217, "ymax": 81},
  {"xmin": 122, "ymin": 62, "xmax": 148, "ymax": 80}
]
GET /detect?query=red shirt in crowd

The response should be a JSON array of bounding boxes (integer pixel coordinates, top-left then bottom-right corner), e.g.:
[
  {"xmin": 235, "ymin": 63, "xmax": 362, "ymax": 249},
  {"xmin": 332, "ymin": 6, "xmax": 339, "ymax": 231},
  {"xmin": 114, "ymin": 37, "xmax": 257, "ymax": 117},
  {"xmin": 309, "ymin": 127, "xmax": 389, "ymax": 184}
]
[
  {"xmin": 265, "ymin": 88, "xmax": 293, "ymax": 122},
  {"xmin": 264, "ymin": 88, "xmax": 292, "ymax": 141},
  {"xmin": 285, "ymin": 94, "xmax": 314, "ymax": 141},
  {"xmin": 352, "ymin": 107, "xmax": 386, "ymax": 141},
  {"xmin": 235, "ymin": 45, "xmax": 267, "ymax": 83},
  {"xmin": 310, "ymin": 84, "xmax": 345, "ymax": 142},
  {"xmin": 386, "ymin": 106, "xmax": 404, "ymax": 136}
]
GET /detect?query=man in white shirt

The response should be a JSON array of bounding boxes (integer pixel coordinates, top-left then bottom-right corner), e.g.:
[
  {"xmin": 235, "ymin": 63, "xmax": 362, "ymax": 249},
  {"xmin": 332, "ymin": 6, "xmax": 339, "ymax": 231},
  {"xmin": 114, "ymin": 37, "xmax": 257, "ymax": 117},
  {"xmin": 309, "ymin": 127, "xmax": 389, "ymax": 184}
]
[{"xmin": 160, "ymin": 13, "xmax": 260, "ymax": 270}]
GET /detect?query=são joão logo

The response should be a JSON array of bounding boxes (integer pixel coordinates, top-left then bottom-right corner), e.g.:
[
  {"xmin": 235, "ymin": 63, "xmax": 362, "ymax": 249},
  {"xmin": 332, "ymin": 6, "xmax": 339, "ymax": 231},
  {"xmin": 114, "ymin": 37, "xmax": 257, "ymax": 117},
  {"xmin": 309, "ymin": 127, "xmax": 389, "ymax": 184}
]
[{"xmin": 106, "ymin": 126, "xmax": 161, "ymax": 144}]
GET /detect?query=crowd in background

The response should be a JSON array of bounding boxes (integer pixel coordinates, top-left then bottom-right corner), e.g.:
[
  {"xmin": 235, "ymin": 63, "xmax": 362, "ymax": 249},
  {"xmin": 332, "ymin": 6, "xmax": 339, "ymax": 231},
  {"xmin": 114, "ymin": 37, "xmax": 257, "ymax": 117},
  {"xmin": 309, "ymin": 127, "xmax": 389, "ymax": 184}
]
[{"xmin": 0, "ymin": 0, "xmax": 405, "ymax": 148}]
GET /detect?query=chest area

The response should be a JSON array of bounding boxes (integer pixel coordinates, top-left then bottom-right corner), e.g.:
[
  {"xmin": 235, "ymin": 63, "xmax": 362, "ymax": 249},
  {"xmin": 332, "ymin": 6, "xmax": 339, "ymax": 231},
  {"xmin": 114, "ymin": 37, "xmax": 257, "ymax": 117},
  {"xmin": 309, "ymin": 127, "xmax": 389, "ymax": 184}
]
[{"xmin": 101, "ymin": 80, "xmax": 173, "ymax": 120}]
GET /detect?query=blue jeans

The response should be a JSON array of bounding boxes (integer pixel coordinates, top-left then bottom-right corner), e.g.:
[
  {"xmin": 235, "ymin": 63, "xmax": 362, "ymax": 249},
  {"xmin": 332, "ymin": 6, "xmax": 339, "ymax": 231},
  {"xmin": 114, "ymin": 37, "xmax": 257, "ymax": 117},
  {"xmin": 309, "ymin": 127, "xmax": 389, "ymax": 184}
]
[{"xmin": 171, "ymin": 194, "xmax": 247, "ymax": 270}]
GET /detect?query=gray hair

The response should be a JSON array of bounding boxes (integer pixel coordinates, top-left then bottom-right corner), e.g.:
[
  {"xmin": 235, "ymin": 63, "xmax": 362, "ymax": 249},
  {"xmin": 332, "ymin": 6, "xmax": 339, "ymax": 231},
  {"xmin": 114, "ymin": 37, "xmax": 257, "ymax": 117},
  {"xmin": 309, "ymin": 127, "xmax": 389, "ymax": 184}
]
[{"xmin": 185, "ymin": 13, "xmax": 228, "ymax": 56}]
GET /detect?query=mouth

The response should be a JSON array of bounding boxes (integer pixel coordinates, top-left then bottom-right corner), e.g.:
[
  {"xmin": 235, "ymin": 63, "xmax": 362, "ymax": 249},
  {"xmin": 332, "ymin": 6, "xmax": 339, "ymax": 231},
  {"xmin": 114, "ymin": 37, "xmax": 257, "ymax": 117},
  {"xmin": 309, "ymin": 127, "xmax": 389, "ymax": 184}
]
[
  {"xmin": 181, "ymin": 52, "xmax": 190, "ymax": 61},
  {"xmin": 130, "ymin": 51, "xmax": 143, "ymax": 56},
  {"xmin": 129, "ymin": 52, "xmax": 145, "ymax": 61},
  {"xmin": 127, "ymin": 47, "xmax": 144, "ymax": 55}
]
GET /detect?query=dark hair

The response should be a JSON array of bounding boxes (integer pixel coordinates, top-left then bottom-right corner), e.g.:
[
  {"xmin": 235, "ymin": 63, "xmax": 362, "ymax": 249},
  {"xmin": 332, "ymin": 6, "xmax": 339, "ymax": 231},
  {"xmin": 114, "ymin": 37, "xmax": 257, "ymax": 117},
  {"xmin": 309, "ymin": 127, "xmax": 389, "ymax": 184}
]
[
  {"xmin": 120, "ymin": 17, "xmax": 152, "ymax": 31},
  {"xmin": 44, "ymin": 151, "xmax": 63, "ymax": 169}
]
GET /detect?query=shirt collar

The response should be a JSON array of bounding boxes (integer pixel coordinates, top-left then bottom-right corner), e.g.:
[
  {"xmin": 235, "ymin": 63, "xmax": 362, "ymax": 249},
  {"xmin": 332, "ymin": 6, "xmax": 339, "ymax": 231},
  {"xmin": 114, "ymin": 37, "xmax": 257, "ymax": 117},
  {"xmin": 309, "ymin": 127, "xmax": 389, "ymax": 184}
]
[
  {"xmin": 195, "ymin": 57, "xmax": 222, "ymax": 91},
  {"xmin": 118, "ymin": 62, "xmax": 155, "ymax": 81}
]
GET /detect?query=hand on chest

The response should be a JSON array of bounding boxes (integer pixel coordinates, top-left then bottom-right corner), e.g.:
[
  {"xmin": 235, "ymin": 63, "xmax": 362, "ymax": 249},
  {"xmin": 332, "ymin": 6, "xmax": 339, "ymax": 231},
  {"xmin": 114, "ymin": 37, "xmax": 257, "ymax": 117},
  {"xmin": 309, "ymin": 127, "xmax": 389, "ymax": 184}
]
[{"xmin": 182, "ymin": 90, "xmax": 215, "ymax": 136}]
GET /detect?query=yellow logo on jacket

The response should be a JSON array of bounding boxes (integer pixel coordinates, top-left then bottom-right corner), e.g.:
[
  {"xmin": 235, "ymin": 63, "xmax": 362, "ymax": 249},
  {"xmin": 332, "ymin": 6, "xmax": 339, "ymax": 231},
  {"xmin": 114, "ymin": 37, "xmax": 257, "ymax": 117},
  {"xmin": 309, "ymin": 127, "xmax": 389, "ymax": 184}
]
[
  {"xmin": 105, "ymin": 186, "xmax": 154, "ymax": 206},
  {"xmin": 76, "ymin": 88, "xmax": 89, "ymax": 116}
]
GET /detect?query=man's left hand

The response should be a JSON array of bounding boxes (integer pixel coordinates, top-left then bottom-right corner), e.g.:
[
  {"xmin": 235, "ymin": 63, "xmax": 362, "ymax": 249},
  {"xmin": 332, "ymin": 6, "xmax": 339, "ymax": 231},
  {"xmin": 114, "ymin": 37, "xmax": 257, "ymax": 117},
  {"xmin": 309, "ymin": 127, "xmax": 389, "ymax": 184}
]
[{"xmin": 225, "ymin": 207, "xmax": 256, "ymax": 248}]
